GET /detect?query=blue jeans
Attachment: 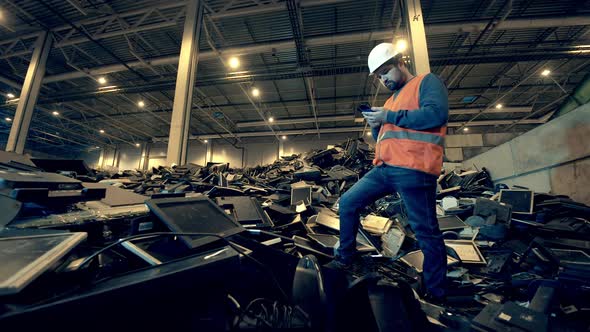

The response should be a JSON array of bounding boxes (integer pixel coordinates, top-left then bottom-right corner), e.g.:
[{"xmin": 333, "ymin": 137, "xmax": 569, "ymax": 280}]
[{"xmin": 335, "ymin": 165, "xmax": 447, "ymax": 297}]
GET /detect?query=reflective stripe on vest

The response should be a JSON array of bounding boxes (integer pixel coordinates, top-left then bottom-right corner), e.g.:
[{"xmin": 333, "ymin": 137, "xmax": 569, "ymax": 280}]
[{"xmin": 379, "ymin": 130, "xmax": 444, "ymax": 147}]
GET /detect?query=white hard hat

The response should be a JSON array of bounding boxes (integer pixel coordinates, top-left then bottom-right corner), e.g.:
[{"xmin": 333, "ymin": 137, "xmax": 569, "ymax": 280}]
[{"xmin": 368, "ymin": 42, "xmax": 399, "ymax": 75}]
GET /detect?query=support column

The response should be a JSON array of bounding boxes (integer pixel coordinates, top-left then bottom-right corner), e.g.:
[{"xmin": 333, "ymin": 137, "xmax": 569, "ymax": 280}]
[
  {"xmin": 108, "ymin": 146, "xmax": 119, "ymax": 168},
  {"xmin": 6, "ymin": 31, "xmax": 53, "ymax": 153},
  {"xmin": 115, "ymin": 149, "xmax": 121, "ymax": 168},
  {"xmin": 139, "ymin": 142, "xmax": 151, "ymax": 171},
  {"xmin": 205, "ymin": 140, "xmax": 212, "ymax": 164},
  {"xmin": 166, "ymin": 0, "xmax": 204, "ymax": 166},
  {"xmin": 403, "ymin": 0, "xmax": 430, "ymax": 74},
  {"xmin": 97, "ymin": 148, "xmax": 105, "ymax": 169},
  {"xmin": 278, "ymin": 140, "xmax": 284, "ymax": 160}
]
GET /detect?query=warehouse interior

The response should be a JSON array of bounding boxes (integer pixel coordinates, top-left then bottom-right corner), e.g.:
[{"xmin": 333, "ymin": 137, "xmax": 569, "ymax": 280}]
[{"xmin": 0, "ymin": 0, "xmax": 589, "ymax": 330}]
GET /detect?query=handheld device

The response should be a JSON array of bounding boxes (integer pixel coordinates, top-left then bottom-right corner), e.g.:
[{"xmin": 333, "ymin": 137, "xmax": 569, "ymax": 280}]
[{"xmin": 356, "ymin": 102, "xmax": 373, "ymax": 113}]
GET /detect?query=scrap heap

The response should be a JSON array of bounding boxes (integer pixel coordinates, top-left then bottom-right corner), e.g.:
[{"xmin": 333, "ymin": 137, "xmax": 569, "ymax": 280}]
[{"xmin": 0, "ymin": 138, "xmax": 589, "ymax": 331}]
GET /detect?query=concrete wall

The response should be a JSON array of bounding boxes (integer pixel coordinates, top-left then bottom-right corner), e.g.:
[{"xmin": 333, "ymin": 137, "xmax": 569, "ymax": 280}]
[
  {"xmin": 444, "ymin": 132, "xmax": 523, "ymax": 162},
  {"xmin": 80, "ymin": 128, "xmax": 523, "ymax": 171},
  {"xmin": 83, "ymin": 132, "xmax": 364, "ymax": 170},
  {"xmin": 463, "ymin": 102, "xmax": 590, "ymax": 205}
]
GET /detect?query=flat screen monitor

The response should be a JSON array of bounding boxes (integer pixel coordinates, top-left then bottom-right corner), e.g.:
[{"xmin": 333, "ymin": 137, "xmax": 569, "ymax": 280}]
[
  {"xmin": 31, "ymin": 159, "xmax": 92, "ymax": 175},
  {"xmin": 444, "ymin": 240, "xmax": 487, "ymax": 264},
  {"xmin": 215, "ymin": 196, "xmax": 273, "ymax": 228},
  {"xmin": 291, "ymin": 186, "xmax": 312, "ymax": 206},
  {"xmin": 0, "ymin": 232, "xmax": 87, "ymax": 296},
  {"xmin": 549, "ymin": 248, "xmax": 590, "ymax": 265},
  {"xmin": 499, "ymin": 189, "xmax": 534, "ymax": 214},
  {"xmin": 146, "ymin": 196, "xmax": 245, "ymax": 249},
  {"xmin": 437, "ymin": 215, "xmax": 467, "ymax": 231},
  {"xmin": 400, "ymin": 250, "xmax": 459, "ymax": 273}
]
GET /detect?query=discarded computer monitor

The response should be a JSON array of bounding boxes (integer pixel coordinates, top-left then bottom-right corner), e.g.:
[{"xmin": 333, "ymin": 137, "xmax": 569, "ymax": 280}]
[
  {"xmin": 444, "ymin": 240, "xmax": 487, "ymax": 265},
  {"xmin": 437, "ymin": 215, "xmax": 468, "ymax": 231},
  {"xmin": 400, "ymin": 250, "xmax": 459, "ymax": 273},
  {"xmin": 499, "ymin": 189, "xmax": 534, "ymax": 214},
  {"xmin": 0, "ymin": 232, "xmax": 87, "ymax": 296},
  {"xmin": 146, "ymin": 196, "xmax": 245, "ymax": 249},
  {"xmin": 216, "ymin": 196, "xmax": 273, "ymax": 228}
]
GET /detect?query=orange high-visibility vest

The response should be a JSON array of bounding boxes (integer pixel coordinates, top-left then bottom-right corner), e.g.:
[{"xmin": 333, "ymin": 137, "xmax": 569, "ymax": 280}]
[{"xmin": 373, "ymin": 74, "xmax": 447, "ymax": 176}]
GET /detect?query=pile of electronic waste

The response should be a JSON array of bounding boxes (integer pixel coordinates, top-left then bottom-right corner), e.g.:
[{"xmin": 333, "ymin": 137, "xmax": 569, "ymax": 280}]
[{"xmin": 0, "ymin": 139, "xmax": 588, "ymax": 331}]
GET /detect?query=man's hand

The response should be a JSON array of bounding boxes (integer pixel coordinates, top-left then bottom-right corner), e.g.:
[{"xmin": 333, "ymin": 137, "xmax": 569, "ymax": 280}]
[{"xmin": 362, "ymin": 107, "xmax": 388, "ymax": 128}]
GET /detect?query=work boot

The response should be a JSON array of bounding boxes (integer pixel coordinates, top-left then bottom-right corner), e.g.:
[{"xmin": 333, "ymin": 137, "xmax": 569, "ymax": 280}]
[{"xmin": 324, "ymin": 258, "xmax": 352, "ymax": 270}]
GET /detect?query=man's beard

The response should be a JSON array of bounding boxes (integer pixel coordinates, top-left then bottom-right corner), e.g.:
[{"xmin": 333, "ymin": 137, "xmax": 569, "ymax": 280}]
[{"xmin": 381, "ymin": 68, "xmax": 406, "ymax": 91}]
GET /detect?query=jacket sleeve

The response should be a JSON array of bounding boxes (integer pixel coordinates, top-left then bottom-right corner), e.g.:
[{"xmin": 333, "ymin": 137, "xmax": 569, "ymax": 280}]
[
  {"xmin": 371, "ymin": 126, "xmax": 380, "ymax": 141},
  {"xmin": 385, "ymin": 73, "xmax": 449, "ymax": 130}
]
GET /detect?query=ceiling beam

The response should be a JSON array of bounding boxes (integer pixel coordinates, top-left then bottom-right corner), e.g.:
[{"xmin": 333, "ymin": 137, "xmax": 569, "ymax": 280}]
[
  {"xmin": 185, "ymin": 115, "xmax": 550, "ymax": 140},
  {"xmin": 0, "ymin": 14, "xmax": 579, "ymax": 83},
  {"xmin": 234, "ymin": 107, "xmax": 534, "ymax": 128}
]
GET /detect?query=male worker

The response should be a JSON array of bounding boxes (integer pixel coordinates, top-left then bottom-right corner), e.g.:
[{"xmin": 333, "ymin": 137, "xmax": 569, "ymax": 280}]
[{"xmin": 333, "ymin": 42, "xmax": 449, "ymax": 301}]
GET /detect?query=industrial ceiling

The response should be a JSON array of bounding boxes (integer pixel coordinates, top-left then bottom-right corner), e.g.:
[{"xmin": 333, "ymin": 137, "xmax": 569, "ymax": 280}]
[{"xmin": 0, "ymin": 0, "xmax": 588, "ymax": 155}]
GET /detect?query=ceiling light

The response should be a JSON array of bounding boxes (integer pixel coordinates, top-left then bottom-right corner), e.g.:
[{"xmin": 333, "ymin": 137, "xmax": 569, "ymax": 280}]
[
  {"xmin": 228, "ymin": 57, "xmax": 240, "ymax": 69},
  {"xmin": 541, "ymin": 69, "xmax": 551, "ymax": 77},
  {"xmin": 5, "ymin": 117, "xmax": 11, "ymax": 122},
  {"xmin": 463, "ymin": 127, "xmax": 469, "ymax": 132},
  {"xmin": 366, "ymin": 132, "xmax": 372, "ymax": 136},
  {"xmin": 395, "ymin": 39, "xmax": 408, "ymax": 53},
  {"xmin": 268, "ymin": 117, "xmax": 274, "ymax": 123},
  {"xmin": 99, "ymin": 129, "xmax": 105, "ymax": 133},
  {"xmin": 281, "ymin": 135, "xmax": 287, "ymax": 140},
  {"xmin": 135, "ymin": 143, "xmax": 140, "ymax": 147},
  {"xmin": 252, "ymin": 88, "xmax": 260, "ymax": 97},
  {"xmin": 7, "ymin": 93, "xmax": 15, "ymax": 99},
  {"xmin": 495, "ymin": 103, "xmax": 503, "ymax": 109},
  {"xmin": 95, "ymin": 146, "xmax": 100, "ymax": 149},
  {"xmin": 138, "ymin": 100, "xmax": 145, "ymax": 107},
  {"xmin": 203, "ymin": 139, "xmax": 208, "ymax": 143},
  {"xmin": 98, "ymin": 76, "xmax": 107, "ymax": 85},
  {"xmin": 52, "ymin": 111, "xmax": 59, "ymax": 116}
]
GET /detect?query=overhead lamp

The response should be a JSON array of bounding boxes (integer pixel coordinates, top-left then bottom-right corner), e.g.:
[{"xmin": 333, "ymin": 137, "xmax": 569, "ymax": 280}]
[
  {"xmin": 463, "ymin": 127, "xmax": 469, "ymax": 132},
  {"xmin": 5, "ymin": 117, "xmax": 11, "ymax": 122},
  {"xmin": 95, "ymin": 146, "xmax": 100, "ymax": 149},
  {"xmin": 228, "ymin": 57, "xmax": 240, "ymax": 69},
  {"xmin": 7, "ymin": 93, "xmax": 15, "ymax": 99},
  {"xmin": 99, "ymin": 129, "xmax": 105, "ymax": 133},
  {"xmin": 366, "ymin": 131, "xmax": 372, "ymax": 136},
  {"xmin": 138, "ymin": 100, "xmax": 145, "ymax": 108},
  {"xmin": 395, "ymin": 39, "xmax": 408, "ymax": 53},
  {"xmin": 252, "ymin": 88, "xmax": 260, "ymax": 97},
  {"xmin": 52, "ymin": 111, "xmax": 59, "ymax": 116},
  {"xmin": 541, "ymin": 69, "xmax": 551, "ymax": 77},
  {"xmin": 281, "ymin": 135, "xmax": 287, "ymax": 140},
  {"xmin": 495, "ymin": 103, "xmax": 503, "ymax": 109},
  {"xmin": 203, "ymin": 139, "xmax": 208, "ymax": 143},
  {"xmin": 135, "ymin": 143, "xmax": 140, "ymax": 147},
  {"xmin": 97, "ymin": 76, "xmax": 107, "ymax": 85},
  {"xmin": 268, "ymin": 117, "xmax": 274, "ymax": 123}
]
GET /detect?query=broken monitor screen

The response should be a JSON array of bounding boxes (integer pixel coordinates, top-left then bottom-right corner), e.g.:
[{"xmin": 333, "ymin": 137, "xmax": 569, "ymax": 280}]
[
  {"xmin": 316, "ymin": 209, "xmax": 340, "ymax": 231},
  {"xmin": 437, "ymin": 215, "xmax": 468, "ymax": 231},
  {"xmin": 549, "ymin": 248, "xmax": 590, "ymax": 265},
  {"xmin": 400, "ymin": 250, "xmax": 459, "ymax": 273},
  {"xmin": 499, "ymin": 190, "xmax": 534, "ymax": 214},
  {"xmin": 146, "ymin": 196, "xmax": 245, "ymax": 249},
  {"xmin": 0, "ymin": 232, "xmax": 87, "ymax": 296},
  {"xmin": 308, "ymin": 234, "xmax": 340, "ymax": 249},
  {"xmin": 291, "ymin": 186, "xmax": 312, "ymax": 206},
  {"xmin": 444, "ymin": 240, "xmax": 487, "ymax": 264}
]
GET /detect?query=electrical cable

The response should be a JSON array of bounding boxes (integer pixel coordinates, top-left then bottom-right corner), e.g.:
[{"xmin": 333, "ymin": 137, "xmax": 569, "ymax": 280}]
[{"xmin": 77, "ymin": 231, "xmax": 290, "ymax": 302}]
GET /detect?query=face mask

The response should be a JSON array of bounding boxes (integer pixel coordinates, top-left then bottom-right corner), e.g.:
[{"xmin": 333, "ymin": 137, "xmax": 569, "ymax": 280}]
[{"xmin": 380, "ymin": 66, "xmax": 405, "ymax": 91}]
